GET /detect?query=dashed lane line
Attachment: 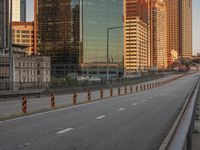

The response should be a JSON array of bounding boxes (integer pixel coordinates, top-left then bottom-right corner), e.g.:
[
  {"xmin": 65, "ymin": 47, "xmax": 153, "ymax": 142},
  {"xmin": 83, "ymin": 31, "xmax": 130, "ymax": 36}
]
[
  {"xmin": 96, "ymin": 115, "xmax": 106, "ymax": 120},
  {"xmin": 56, "ymin": 128, "xmax": 74, "ymax": 134},
  {"xmin": 118, "ymin": 108, "xmax": 125, "ymax": 111},
  {"xmin": 133, "ymin": 103, "xmax": 138, "ymax": 106}
]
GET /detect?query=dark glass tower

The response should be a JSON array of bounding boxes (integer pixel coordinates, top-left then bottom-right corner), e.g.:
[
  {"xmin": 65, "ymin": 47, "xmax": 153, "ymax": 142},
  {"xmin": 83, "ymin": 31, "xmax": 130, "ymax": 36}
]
[
  {"xmin": 36, "ymin": 0, "xmax": 82, "ymax": 77},
  {"xmin": 36, "ymin": 0, "xmax": 124, "ymax": 77},
  {"xmin": 0, "ymin": 0, "xmax": 10, "ymax": 54}
]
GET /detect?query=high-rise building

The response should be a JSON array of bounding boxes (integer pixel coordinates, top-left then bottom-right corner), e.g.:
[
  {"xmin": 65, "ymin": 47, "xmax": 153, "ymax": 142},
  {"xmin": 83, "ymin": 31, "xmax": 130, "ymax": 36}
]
[
  {"xmin": 124, "ymin": 0, "xmax": 148, "ymax": 74},
  {"xmin": 152, "ymin": 0, "xmax": 167, "ymax": 69},
  {"xmin": 0, "ymin": 0, "xmax": 10, "ymax": 54},
  {"xmin": 180, "ymin": 0, "xmax": 192, "ymax": 59},
  {"xmin": 35, "ymin": 0, "xmax": 81, "ymax": 77},
  {"xmin": 82, "ymin": 0, "xmax": 124, "ymax": 64},
  {"xmin": 12, "ymin": 22, "xmax": 35, "ymax": 55},
  {"xmin": 0, "ymin": 0, "xmax": 11, "ymax": 86},
  {"xmin": 167, "ymin": 0, "xmax": 192, "ymax": 63},
  {"xmin": 35, "ymin": 0, "xmax": 124, "ymax": 78},
  {"xmin": 12, "ymin": 0, "xmax": 26, "ymax": 22}
]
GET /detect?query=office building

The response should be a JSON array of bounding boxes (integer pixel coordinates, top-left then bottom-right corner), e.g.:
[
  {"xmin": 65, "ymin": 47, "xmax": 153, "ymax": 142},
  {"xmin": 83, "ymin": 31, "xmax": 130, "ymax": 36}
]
[
  {"xmin": 167, "ymin": 0, "xmax": 192, "ymax": 63},
  {"xmin": 0, "ymin": 0, "xmax": 10, "ymax": 54},
  {"xmin": 82, "ymin": 0, "xmax": 124, "ymax": 64},
  {"xmin": 35, "ymin": 0, "xmax": 81, "ymax": 77},
  {"xmin": 12, "ymin": 22, "xmax": 35, "ymax": 55},
  {"xmin": 124, "ymin": 0, "xmax": 148, "ymax": 74},
  {"xmin": 180, "ymin": 0, "xmax": 192, "ymax": 59},
  {"xmin": 152, "ymin": 0, "xmax": 167, "ymax": 69},
  {"xmin": 12, "ymin": 0, "xmax": 26, "ymax": 22},
  {"xmin": 35, "ymin": 0, "xmax": 124, "ymax": 78},
  {"xmin": 0, "ymin": 0, "xmax": 10, "ymax": 86},
  {"xmin": 0, "ymin": 45, "xmax": 51, "ymax": 91}
]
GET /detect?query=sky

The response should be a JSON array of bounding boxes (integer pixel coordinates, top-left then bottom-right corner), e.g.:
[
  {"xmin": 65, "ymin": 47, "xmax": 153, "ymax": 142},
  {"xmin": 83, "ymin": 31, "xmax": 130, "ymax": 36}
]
[{"xmin": 26, "ymin": 0, "xmax": 200, "ymax": 55}]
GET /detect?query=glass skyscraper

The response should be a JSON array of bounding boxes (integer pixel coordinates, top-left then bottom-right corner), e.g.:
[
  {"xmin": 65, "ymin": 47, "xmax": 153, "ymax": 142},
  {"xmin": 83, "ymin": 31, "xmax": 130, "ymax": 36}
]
[
  {"xmin": 0, "ymin": 0, "xmax": 10, "ymax": 53},
  {"xmin": 36, "ymin": 0, "xmax": 81, "ymax": 77},
  {"xmin": 35, "ymin": 0, "xmax": 124, "ymax": 77},
  {"xmin": 82, "ymin": 0, "xmax": 124, "ymax": 64}
]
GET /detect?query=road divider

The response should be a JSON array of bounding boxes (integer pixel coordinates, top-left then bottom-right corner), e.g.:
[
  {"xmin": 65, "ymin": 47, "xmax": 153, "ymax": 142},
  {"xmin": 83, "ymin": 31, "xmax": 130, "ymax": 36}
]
[
  {"xmin": 124, "ymin": 86, "xmax": 127, "ymax": 94},
  {"xmin": 51, "ymin": 94, "xmax": 55, "ymax": 108},
  {"xmin": 100, "ymin": 89, "xmax": 104, "ymax": 99},
  {"xmin": 19, "ymin": 73, "xmax": 191, "ymax": 114},
  {"xmin": 130, "ymin": 86, "xmax": 133, "ymax": 93},
  {"xmin": 22, "ymin": 96, "xmax": 27, "ymax": 113},
  {"xmin": 110, "ymin": 88, "xmax": 113, "ymax": 97},
  {"xmin": 87, "ymin": 90, "xmax": 91, "ymax": 102},
  {"xmin": 73, "ymin": 91, "xmax": 77, "ymax": 105},
  {"xmin": 118, "ymin": 87, "xmax": 121, "ymax": 95}
]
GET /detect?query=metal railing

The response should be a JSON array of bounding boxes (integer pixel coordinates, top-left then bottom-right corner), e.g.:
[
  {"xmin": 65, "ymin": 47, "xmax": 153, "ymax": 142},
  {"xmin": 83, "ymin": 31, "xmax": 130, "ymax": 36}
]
[{"xmin": 159, "ymin": 78, "xmax": 200, "ymax": 150}]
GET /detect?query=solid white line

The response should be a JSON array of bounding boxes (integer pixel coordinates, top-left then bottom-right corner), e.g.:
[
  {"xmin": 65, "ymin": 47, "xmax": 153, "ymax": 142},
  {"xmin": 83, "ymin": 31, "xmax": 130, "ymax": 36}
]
[
  {"xmin": 118, "ymin": 108, "xmax": 125, "ymax": 111},
  {"xmin": 56, "ymin": 128, "xmax": 74, "ymax": 134},
  {"xmin": 133, "ymin": 103, "xmax": 138, "ymax": 106},
  {"xmin": 96, "ymin": 115, "xmax": 106, "ymax": 120}
]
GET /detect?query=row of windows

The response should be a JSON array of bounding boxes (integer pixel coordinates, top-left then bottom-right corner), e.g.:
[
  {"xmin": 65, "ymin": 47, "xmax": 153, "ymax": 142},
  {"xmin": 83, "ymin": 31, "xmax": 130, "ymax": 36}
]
[
  {"xmin": 18, "ymin": 70, "xmax": 49, "ymax": 76},
  {"xmin": 18, "ymin": 62, "xmax": 49, "ymax": 67},
  {"xmin": 13, "ymin": 30, "xmax": 33, "ymax": 34},
  {"xmin": 19, "ymin": 78, "xmax": 49, "ymax": 83}
]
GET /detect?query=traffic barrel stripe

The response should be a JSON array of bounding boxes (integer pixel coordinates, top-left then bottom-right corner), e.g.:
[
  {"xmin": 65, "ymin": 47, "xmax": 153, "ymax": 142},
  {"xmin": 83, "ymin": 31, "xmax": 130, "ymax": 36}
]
[{"xmin": 22, "ymin": 96, "xmax": 27, "ymax": 113}]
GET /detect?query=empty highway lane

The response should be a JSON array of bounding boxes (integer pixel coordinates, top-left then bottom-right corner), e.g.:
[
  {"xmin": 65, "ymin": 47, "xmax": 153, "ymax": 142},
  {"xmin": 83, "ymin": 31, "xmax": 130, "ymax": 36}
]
[{"xmin": 0, "ymin": 73, "xmax": 199, "ymax": 150}]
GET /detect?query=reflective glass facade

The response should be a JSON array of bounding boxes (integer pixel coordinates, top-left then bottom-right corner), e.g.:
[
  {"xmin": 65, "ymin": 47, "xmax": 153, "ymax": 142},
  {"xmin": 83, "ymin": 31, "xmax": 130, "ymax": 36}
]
[
  {"xmin": 82, "ymin": 0, "xmax": 124, "ymax": 64},
  {"xmin": 0, "ymin": 1, "xmax": 3, "ymax": 50},
  {"xmin": 36, "ymin": 0, "xmax": 124, "ymax": 77},
  {"xmin": 0, "ymin": 0, "xmax": 9, "ymax": 53},
  {"xmin": 36, "ymin": 0, "xmax": 82, "ymax": 77}
]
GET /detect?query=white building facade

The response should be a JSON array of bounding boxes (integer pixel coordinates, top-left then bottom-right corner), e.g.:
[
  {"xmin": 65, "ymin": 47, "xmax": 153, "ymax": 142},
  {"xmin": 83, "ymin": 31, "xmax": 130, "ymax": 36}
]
[{"xmin": 12, "ymin": 0, "xmax": 26, "ymax": 22}]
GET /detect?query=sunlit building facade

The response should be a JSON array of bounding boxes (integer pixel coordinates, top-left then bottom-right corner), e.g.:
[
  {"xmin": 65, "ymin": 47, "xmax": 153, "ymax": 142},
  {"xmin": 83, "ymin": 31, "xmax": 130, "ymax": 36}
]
[
  {"xmin": 124, "ymin": 0, "xmax": 148, "ymax": 74},
  {"xmin": 181, "ymin": 0, "xmax": 192, "ymax": 59},
  {"xmin": 12, "ymin": 22, "xmax": 35, "ymax": 55},
  {"xmin": 12, "ymin": 0, "xmax": 26, "ymax": 22},
  {"xmin": 152, "ymin": 0, "xmax": 167, "ymax": 69},
  {"xmin": 167, "ymin": 0, "xmax": 192, "ymax": 64}
]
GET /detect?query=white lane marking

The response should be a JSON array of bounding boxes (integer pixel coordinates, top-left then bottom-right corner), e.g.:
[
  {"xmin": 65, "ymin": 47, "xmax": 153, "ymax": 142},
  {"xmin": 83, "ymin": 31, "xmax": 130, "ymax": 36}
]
[
  {"xmin": 118, "ymin": 108, "xmax": 125, "ymax": 111},
  {"xmin": 133, "ymin": 103, "xmax": 138, "ymax": 106},
  {"xmin": 142, "ymin": 99, "xmax": 146, "ymax": 102},
  {"xmin": 0, "ymin": 96, "xmax": 115, "ymax": 125},
  {"xmin": 150, "ymin": 97, "xmax": 153, "ymax": 99},
  {"xmin": 56, "ymin": 128, "xmax": 74, "ymax": 134},
  {"xmin": 96, "ymin": 115, "xmax": 106, "ymax": 120}
]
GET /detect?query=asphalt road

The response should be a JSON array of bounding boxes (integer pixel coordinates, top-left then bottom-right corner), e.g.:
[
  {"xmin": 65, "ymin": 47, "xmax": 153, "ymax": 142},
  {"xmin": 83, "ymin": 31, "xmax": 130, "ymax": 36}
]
[
  {"xmin": 0, "ymin": 73, "xmax": 199, "ymax": 150},
  {"xmin": 0, "ymin": 74, "xmax": 182, "ymax": 117}
]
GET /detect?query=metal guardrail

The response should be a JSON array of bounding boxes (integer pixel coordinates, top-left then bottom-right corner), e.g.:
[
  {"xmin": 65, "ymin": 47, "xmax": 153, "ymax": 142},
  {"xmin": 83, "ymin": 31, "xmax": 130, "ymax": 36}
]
[{"xmin": 159, "ymin": 78, "xmax": 200, "ymax": 150}]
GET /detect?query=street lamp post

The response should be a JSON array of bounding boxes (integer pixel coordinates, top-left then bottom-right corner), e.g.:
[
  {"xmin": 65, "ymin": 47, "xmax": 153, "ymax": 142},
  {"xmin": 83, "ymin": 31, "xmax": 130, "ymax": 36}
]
[
  {"xmin": 106, "ymin": 26, "xmax": 124, "ymax": 80},
  {"xmin": 9, "ymin": 0, "xmax": 13, "ymax": 90}
]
